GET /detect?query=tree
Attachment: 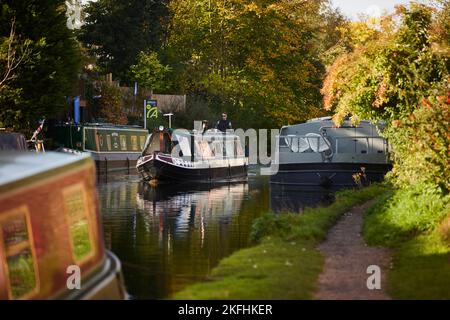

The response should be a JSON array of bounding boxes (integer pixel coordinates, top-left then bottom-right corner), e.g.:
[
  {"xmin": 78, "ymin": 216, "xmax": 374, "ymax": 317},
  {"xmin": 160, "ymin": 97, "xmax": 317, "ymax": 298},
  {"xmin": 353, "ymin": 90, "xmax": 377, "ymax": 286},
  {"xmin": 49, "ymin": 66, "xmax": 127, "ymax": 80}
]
[
  {"xmin": 130, "ymin": 51, "xmax": 171, "ymax": 92},
  {"xmin": 0, "ymin": 1, "xmax": 81, "ymax": 132},
  {"xmin": 78, "ymin": 0, "xmax": 169, "ymax": 83},
  {"xmin": 96, "ymin": 81, "xmax": 128, "ymax": 124},
  {"xmin": 165, "ymin": 0, "xmax": 344, "ymax": 128},
  {"xmin": 0, "ymin": 18, "xmax": 32, "ymax": 90},
  {"xmin": 0, "ymin": 18, "xmax": 34, "ymax": 127},
  {"xmin": 321, "ymin": 4, "xmax": 450, "ymax": 191}
]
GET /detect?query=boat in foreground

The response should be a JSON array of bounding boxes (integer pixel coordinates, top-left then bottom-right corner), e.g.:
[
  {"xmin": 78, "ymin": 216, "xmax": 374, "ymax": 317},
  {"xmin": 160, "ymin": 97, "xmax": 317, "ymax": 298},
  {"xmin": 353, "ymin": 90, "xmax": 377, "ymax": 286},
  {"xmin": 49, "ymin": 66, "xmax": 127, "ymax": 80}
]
[
  {"xmin": 0, "ymin": 152, "xmax": 127, "ymax": 299},
  {"xmin": 136, "ymin": 127, "xmax": 248, "ymax": 183},
  {"xmin": 270, "ymin": 117, "xmax": 392, "ymax": 187}
]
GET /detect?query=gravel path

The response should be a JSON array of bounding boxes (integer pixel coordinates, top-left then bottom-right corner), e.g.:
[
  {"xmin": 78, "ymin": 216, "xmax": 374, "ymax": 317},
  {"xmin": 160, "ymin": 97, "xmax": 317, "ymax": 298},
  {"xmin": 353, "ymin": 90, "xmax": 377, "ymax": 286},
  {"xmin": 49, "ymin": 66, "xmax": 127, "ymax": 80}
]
[{"xmin": 315, "ymin": 201, "xmax": 392, "ymax": 300}]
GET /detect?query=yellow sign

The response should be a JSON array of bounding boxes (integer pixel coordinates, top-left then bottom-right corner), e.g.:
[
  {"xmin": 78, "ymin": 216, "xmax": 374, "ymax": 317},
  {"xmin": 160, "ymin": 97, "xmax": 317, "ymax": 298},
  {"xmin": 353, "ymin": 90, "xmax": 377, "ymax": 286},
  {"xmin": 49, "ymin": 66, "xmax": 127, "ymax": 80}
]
[{"xmin": 146, "ymin": 100, "xmax": 158, "ymax": 119}]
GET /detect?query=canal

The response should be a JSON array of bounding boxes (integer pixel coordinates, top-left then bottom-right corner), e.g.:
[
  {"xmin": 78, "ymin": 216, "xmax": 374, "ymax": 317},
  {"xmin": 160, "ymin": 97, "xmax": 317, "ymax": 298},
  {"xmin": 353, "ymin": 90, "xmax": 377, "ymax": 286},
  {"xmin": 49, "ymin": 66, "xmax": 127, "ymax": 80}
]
[{"xmin": 97, "ymin": 167, "xmax": 337, "ymax": 299}]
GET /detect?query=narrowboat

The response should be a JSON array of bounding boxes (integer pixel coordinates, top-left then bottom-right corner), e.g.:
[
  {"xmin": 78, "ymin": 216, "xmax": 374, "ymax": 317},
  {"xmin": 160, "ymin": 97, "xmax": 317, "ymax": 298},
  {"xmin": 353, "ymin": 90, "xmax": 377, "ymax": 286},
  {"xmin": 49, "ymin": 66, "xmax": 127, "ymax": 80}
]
[
  {"xmin": 0, "ymin": 129, "xmax": 44, "ymax": 152},
  {"xmin": 48, "ymin": 123, "xmax": 148, "ymax": 173},
  {"xmin": 0, "ymin": 152, "xmax": 127, "ymax": 299},
  {"xmin": 136, "ymin": 127, "xmax": 248, "ymax": 183},
  {"xmin": 270, "ymin": 117, "xmax": 392, "ymax": 187},
  {"xmin": 0, "ymin": 132, "xmax": 27, "ymax": 151}
]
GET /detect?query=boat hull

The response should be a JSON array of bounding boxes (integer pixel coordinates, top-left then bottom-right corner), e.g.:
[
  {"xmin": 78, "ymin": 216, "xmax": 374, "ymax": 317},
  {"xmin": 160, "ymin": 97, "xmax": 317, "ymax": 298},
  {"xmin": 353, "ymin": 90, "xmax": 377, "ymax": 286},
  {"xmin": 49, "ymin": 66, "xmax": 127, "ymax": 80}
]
[
  {"xmin": 137, "ymin": 156, "xmax": 247, "ymax": 183},
  {"xmin": 269, "ymin": 162, "xmax": 392, "ymax": 187},
  {"xmin": 91, "ymin": 152, "xmax": 140, "ymax": 173}
]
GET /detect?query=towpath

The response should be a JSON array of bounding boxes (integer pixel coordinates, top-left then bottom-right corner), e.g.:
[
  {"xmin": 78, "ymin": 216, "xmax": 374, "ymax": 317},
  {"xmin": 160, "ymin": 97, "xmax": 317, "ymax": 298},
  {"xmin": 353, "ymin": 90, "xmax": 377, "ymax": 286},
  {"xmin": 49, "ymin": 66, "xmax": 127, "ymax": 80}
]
[{"xmin": 315, "ymin": 201, "xmax": 392, "ymax": 299}]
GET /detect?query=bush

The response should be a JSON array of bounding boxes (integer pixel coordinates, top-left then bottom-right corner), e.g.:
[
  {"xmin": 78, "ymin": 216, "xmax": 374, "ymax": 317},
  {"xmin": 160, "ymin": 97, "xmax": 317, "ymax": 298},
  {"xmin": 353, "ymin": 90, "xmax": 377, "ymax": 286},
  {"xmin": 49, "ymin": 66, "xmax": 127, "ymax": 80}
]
[
  {"xmin": 388, "ymin": 94, "xmax": 450, "ymax": 192},
  {"xmin": 321, "ymin": 4, "xmax": 450, "ymax": 194},
  {"xmin": 364, "ymin": 184, "xmax": 450, "ymax": 247},
  {"xmin": 97, "ymin": 82, "xmax": 128, "ymax": 124},
  {"xmin": 250, "ymin": 213, "xmax": 292, "ymax": 242}
]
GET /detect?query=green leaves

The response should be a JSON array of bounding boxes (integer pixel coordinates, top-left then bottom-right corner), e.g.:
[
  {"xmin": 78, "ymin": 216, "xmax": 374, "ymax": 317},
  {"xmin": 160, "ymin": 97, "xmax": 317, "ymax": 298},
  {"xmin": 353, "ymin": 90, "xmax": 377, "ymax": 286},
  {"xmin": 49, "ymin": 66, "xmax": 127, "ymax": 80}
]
[
  {"xmin": 322, "ymin": 3, "xmax": 450, "ymax": 193},
  {"xmin": 79, "ymin": 0, "xmax": 169, "ymax": 82},
  {"xmin": 0, "ymin": 1, "xmax": 81, "ymax": 132},
  {"xmin": 130, "ymin": 51, "xmax": 171, "ymax": 92},
  {"xmin": 97, "ymin": 81, "xmax": 128, "ymax": 125},
  {"xmin": 165, "ymin": 0, "xmax": 340, "ymax": 128}
]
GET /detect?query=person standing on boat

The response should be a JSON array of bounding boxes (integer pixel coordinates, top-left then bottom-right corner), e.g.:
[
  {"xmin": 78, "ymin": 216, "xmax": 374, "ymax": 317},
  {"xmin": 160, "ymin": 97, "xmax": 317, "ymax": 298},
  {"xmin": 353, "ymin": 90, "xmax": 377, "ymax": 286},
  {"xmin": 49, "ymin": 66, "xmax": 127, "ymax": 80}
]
[{"xmin": 215, "ymin": 112, "xmax": 232, "ymax": 132}]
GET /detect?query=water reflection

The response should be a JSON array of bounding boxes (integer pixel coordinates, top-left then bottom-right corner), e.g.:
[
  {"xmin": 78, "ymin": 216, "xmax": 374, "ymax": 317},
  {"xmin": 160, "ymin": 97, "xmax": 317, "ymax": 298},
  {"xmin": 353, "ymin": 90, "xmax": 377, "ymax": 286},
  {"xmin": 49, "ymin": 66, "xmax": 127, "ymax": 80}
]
[
  {"xmin": 97, "ymin": 171, "xmax": 347, "ymax": 299},
  {"xmin": 135, "ymin": 183, "xmax": 249, "ymax": 251},
  {"xmin": 98, "ymin": 174, "xmax": 268, "ymax": 299},
  {"xmin": 269, "ymin": 184, "xmax": 340, "ymax": 213}
]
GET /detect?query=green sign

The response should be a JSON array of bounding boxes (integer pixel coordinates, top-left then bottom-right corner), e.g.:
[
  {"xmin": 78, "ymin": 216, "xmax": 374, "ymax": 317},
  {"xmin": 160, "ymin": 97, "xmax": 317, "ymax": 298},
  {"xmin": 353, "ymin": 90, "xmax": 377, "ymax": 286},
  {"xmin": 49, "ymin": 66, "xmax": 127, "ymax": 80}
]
[{"xmin": 146, "ymin": 99, "xmax": 158, "ymax": 119}]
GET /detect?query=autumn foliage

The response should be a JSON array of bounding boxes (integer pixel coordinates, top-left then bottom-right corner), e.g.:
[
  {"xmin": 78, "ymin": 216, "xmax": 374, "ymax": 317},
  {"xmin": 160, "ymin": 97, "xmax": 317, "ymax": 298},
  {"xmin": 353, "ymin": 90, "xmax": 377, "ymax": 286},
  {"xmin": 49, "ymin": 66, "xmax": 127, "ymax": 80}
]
[
  {"xmin": 165, "ymin": 0, "xmax": 344, "ymax": 128},
  {"xmin": 321, "ymin": 4, "xmax": 450, "ymax": 193}
]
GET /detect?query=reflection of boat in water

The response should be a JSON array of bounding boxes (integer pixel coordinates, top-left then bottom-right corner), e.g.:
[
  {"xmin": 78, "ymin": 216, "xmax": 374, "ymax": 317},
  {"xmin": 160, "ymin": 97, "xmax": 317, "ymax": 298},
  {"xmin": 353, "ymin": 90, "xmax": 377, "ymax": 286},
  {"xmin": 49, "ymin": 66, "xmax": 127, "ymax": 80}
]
[
  {"xmin": 136, "ymin": 182, "xmax": 248, "ymax": 221},
  {"xmin": 134, "ymin": 182, "xmax": 249, "ymax": 251},
  {"xmin": 270, "ymin": 184, "xmax": 338, "ymax": 213},
  {"xmin": 271, "ymin": 117, "xmax": 392, "ymax": 187},
  {"xmin": 98, "ymin": 174, "xmax": 263, "ymax": 298},
  {"xmin": 136, "ymin": 127, "xmax": 248, "ymax": 183}
]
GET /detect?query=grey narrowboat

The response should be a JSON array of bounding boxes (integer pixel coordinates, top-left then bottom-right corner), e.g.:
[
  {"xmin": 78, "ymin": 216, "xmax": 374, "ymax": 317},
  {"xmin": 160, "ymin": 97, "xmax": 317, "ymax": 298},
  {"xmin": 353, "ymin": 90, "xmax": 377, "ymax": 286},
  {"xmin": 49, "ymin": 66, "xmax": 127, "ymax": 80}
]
[{"xmin": 270, "ymin": 117, "xmax": 392, "ymax": 187}]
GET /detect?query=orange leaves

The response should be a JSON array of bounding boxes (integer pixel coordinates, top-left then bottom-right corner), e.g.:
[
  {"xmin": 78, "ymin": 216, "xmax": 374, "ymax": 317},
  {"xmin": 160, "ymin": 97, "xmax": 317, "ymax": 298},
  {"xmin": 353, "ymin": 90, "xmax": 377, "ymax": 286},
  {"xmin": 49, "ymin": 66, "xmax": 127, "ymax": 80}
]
[
  {"xmin": 445, "ymin": 94, "xmax": 450, "ymax": 105},
  {"xmin": 421, "ymin": 97, "xmax": 433, "ymax": 109},
  {"xmin": 391, "ymin": 119, "xmax": 401, "ymax": 127},
  {"xmin": 373, "ymin": 79, "xmax": 387, "ymax": 108},
  {"xmin": 321, "ymin": 54, "xmax": 350, "ymax": 111}
]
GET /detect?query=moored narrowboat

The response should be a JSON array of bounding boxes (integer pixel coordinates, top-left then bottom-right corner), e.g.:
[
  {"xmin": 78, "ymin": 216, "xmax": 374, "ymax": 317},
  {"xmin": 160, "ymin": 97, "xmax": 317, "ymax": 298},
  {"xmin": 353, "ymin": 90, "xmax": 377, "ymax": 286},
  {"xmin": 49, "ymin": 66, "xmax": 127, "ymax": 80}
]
[
  {"xmin": 48, "ymin": 123, "xmax": 148, "ymax": 173},
  {"xmin": 270, "ymin": 117, "xmax": 392, "ymax": 187},
  {"xmin": 0, "ymin": 132, "xmax": 28, "ymax": 151},
  {"xmin": 0, "ymin": 152, "xmax": 127, "ymax": 299},
  {"xmin": 136, "ymin": 127, "xmax": 248, "ymax": 183}
]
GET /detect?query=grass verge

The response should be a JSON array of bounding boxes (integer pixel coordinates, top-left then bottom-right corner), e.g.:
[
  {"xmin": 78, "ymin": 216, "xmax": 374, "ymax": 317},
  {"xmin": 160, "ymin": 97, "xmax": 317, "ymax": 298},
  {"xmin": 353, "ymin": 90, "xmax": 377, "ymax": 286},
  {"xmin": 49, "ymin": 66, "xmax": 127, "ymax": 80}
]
[
  {"xmin": 173, "ymin": 183, "xmax": 387, "ymax": 299},
  {"xmin": 363, "ymin": 184, "xmax": 450, "ymax": 299}
]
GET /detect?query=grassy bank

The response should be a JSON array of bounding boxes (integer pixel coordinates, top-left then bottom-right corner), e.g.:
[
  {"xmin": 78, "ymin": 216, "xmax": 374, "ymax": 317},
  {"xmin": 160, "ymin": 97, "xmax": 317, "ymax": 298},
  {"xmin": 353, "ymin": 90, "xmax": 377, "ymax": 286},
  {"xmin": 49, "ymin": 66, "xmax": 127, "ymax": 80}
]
[
  {"xmin": 363, "ymin": 184, "xmax": 450, "ymax": 299},
  {"xmin": 173, "ymin": 184, "xmax": 387, "ymax": 299}
]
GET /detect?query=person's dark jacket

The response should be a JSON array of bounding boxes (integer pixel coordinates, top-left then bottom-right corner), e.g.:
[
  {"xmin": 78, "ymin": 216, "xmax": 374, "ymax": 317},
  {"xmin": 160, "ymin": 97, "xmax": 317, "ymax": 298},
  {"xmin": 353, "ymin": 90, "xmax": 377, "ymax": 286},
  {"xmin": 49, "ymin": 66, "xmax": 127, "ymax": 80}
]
[{"xmin": 215, "ymin": 119, "xmax": 232, "ymax": 132}]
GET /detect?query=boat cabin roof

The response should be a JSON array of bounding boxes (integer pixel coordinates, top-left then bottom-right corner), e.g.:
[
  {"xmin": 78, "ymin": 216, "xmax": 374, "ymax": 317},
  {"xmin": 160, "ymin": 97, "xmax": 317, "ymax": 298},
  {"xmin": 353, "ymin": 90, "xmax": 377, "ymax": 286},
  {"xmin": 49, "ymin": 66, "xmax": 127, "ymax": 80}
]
[
  {"xmin": 281, "ymin": 119, "xmax": 384, "ymax": 135},
  {"xmin": 53, "ymin": 122, "xmax": 147, "ymax": 131},
  {"xmin": 0, "ymin": 152, "xmax": 92, "ymax": 189},
  {"xmin": 173, "ymin": 128, "xmax": 242, "ymax": 140}
]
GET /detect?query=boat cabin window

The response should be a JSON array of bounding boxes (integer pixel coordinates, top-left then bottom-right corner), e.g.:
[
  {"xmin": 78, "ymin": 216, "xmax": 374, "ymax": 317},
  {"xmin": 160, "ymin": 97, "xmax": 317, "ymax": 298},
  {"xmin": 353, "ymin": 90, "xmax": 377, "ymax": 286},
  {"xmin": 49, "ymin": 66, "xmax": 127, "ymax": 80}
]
[
  {"xmin": 235, "ymin": 139, "xmax": 244, "ymax": 156},
  {"xmin": 206, "ymin": 136, "xmax": 244, "ymax": 159},
  {"xmin": 62, "ymin": 183, "xmax": 95, "ymax": 263},
  {"xmin": 225, "ymin": 140, "xmax": 235, "ymax": 157},
  {"xmin": 171, "ymin": 133, "xmax": 244, "ymax": 160},
  {"xmin": 142, "ymin": 132, "xmax": 172, "ymax": 155},
  {"xmin": 0, "ymin": 207, "xmax": 38, "ymax": 299},
  {"xmin": 195, "ymin": 140, "xmax": 213, "ymax": 159},
  {"xmin": 176, "ymin": 135, "xmax": 191, "ymax": 157},
  {"xmin": 211, "ymin": 140, "xmax": 224, "ymax": 158},
  {"xmin": 305, "ymin": 133, "xmax": 330, "ymax": 153},
  {"xmin": 284, "ymin": 136, "xmax": 310, "ymax": 153},
  {"xmin": 284, "ymin": 134, "xmax": 330, "ymax": 153}
]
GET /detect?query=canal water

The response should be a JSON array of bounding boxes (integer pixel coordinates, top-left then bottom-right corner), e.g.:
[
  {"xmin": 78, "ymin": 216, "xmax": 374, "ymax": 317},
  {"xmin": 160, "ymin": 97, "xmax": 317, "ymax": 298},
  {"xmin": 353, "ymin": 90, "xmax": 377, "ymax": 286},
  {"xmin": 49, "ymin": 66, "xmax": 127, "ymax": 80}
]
[{"xmin": 97, "ymin": 168, "xmax": 337, "ymax": 299}]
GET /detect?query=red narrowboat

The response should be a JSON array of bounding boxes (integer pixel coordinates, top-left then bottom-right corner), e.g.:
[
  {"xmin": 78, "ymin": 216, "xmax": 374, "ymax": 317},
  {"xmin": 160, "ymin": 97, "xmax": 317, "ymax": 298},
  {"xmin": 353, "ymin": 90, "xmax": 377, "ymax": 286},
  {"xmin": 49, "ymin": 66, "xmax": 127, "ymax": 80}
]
[{"xmin": 0, "ymin": 152, "xmax": 127, "ymax": 299}]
